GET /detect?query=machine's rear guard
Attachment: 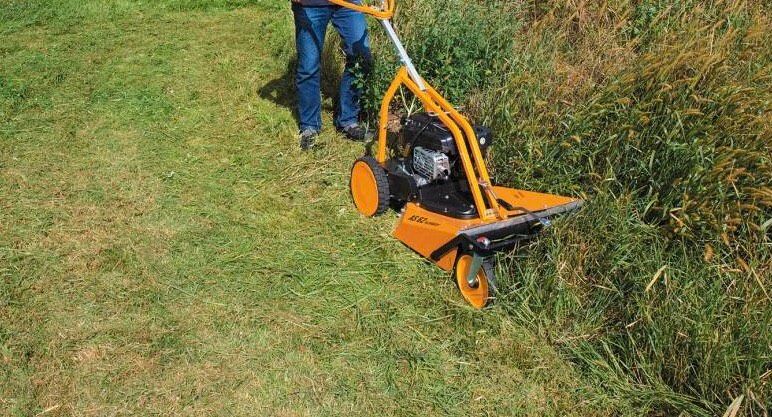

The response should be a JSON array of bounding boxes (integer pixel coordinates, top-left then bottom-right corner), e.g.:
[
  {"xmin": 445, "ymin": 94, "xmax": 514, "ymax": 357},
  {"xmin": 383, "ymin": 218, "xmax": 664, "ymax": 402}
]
[{"xmin": 393, "ymin": 188, "xmax": 583, "ymax": 271}]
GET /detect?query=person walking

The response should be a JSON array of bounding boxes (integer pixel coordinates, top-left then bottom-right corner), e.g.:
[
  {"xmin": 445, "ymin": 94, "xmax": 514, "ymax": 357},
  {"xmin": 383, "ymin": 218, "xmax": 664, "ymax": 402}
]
[{"xmin": 291, "ymin": 0, "xmax": 374, "ymax": 150}]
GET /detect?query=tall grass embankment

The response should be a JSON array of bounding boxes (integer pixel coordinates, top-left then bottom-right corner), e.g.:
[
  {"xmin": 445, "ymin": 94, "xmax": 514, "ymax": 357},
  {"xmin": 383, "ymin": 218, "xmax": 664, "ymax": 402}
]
[{"xmin": 361, "ymin": 0, "xmax": 771, "ymax": 415}]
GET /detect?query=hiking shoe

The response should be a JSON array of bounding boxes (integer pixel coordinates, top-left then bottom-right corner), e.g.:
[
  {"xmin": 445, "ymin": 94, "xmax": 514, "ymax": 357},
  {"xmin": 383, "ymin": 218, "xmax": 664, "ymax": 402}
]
[
  {"xmin": 340, "ymin": 124, "xmax": 374, "ymax": 142},
  {"xmin": 299, "ymin": 128, "xmax": 318, "ymax": 151}
]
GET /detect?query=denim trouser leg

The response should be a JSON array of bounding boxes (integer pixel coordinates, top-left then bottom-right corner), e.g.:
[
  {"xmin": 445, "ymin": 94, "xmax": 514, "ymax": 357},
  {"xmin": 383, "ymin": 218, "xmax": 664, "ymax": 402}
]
[
  {"xmin": 292, "ymin": 3, "xmax": 372, "ymax": 131},
  {"xmin": 331, "ymin": 5, "xmax": 372, "ymax": 128},
  {"xmin": 292, "ymin": 4, "xmax": 331, "ymax": 132}
]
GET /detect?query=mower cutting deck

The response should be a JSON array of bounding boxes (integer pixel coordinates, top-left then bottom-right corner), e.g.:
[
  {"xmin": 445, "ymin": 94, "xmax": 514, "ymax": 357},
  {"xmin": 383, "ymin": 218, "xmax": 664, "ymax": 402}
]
[{"xmin": 333, "ymin": 0, "xmax": 583, "ymax": 308}]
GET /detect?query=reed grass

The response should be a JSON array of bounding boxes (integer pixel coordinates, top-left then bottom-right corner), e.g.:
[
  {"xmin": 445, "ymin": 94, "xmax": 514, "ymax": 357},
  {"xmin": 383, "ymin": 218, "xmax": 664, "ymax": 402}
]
[{"xmin": 363, "ymin": 0, "xmax": 771, "ymax": 415}]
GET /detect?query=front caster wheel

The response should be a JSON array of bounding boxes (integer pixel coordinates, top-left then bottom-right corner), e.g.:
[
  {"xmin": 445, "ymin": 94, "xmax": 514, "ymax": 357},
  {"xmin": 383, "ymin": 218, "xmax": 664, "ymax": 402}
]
[{"xmin": 454, "ymin": 253, "xmax": 497, "ymax": 309}]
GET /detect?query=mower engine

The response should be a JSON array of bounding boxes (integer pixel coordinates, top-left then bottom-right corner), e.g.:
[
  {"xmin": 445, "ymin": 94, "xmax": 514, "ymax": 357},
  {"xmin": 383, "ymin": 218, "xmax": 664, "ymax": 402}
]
[
  {"xmin": 387, "ymin": 112, "xmax": 493, "ymax": 217},
  {"xmin": 401, "ymin": 112, "xmax": 492, "ymax": 186}
]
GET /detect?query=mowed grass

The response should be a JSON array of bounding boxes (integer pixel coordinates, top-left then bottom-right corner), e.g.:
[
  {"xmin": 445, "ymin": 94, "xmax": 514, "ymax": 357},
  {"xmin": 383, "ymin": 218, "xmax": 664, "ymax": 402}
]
[{"xmin": 0, "ymin": 1, "xmax": 616, "ymax": 416}]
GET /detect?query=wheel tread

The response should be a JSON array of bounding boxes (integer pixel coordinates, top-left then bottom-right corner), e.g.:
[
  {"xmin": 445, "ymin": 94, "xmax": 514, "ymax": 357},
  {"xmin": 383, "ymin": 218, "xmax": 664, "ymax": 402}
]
[{"xmin": 352, "ymin": 156, "xmax": 390, "ymax": 216}]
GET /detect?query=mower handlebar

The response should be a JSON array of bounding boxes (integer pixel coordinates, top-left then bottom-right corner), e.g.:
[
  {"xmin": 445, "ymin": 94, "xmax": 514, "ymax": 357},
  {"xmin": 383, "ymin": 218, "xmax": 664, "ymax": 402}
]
[{"xmin": 326, "ymin": 0, "xmax": 395, "ymax": 19}]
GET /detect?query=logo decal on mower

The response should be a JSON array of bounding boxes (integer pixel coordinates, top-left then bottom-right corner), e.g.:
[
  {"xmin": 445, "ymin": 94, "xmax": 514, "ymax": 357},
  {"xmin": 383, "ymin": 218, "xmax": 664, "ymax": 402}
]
[{"xmin": 408, "ymin": 215, "xmax": 440, "ymax": 227}]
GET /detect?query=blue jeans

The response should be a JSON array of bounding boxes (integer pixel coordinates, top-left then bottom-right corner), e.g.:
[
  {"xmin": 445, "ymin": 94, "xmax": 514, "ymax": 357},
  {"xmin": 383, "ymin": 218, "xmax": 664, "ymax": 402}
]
[{"xmin": 292, "ymin": 2, "xmax": 372, "ymax": 131}]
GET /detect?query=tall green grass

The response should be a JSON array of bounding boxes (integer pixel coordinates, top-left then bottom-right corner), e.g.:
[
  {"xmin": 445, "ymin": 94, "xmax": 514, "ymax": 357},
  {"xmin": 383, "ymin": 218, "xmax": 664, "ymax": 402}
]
[{"xmin": 363, "ymin": 0, "xmax": 771, "ymax": 415}]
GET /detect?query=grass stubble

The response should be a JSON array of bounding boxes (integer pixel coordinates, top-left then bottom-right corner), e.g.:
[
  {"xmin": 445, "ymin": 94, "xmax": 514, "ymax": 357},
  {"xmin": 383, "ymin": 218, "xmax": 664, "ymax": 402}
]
[{"xmin": 1, "ymin": 1, "xmax": 619, "ymax": 416}]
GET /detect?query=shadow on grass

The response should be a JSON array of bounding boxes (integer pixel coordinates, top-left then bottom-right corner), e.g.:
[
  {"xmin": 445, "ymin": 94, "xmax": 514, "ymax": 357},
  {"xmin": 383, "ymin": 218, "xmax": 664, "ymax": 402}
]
[
  {"xmin": 258, "ymin": 33, "xmax": 344, "ymax": 129},
  {"xmin": 258, "ymin": 58, "xmax": 299, "ymax": 126}
]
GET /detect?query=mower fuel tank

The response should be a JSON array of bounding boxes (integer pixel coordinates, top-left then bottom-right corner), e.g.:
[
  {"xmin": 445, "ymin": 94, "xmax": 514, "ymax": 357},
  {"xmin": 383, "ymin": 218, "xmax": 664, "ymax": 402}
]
[{"xmin": 401, "ymin": 112, "xmax": 492, "ymax": 154}]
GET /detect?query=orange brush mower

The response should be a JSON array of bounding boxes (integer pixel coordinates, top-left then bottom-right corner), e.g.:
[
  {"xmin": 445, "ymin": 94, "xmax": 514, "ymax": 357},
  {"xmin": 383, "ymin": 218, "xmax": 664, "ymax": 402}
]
[{"xmin": 335, "ymin": 0, "xmax": 583, "ymax": 308}]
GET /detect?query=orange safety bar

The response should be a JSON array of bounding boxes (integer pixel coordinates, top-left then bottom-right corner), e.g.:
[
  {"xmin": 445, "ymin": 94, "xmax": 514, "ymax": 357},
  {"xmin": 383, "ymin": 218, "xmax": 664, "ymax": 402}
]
[
  {"xmin": 326, "ymin": 0, "xmax": 395, "ymax": 20},
  {"xmin": 376, "ymin": 68, "xmax": 506, "ymax": 221},
  {"xmin": 423, "ymin": 84, "xmax": 506, "ymax": 219}
]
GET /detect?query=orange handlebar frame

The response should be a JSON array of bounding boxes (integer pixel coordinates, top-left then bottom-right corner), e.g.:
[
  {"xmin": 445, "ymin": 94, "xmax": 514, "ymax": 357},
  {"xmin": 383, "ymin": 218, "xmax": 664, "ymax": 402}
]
[
  {"xmin": 324, "ymin": 0, "xmax": 506, "ymax": 221},
  {"xmin": 326, "ymin": 0, "xmax": 395, "ymax": 19},
  {"xmin": 377, "ymin": 68, "xmax": 506, "ymax": 221}
]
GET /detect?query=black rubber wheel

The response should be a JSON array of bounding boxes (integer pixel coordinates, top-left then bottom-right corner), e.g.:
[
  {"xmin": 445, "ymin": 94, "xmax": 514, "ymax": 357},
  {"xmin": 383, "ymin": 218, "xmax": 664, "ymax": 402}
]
[{"xmin": 350, "ymin": 156, "xmax": 390, "ymax": 217}]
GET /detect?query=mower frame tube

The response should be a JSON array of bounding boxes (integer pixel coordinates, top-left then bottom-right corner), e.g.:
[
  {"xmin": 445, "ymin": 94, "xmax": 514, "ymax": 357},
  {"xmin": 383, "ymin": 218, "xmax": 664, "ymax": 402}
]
[
  {"xmin": 380, "ymin": 20, "xmax": 425, "ymax": 90},
  {"xmin": 326, "ymin": 0, "xmax": 395, "ymax": 19}
]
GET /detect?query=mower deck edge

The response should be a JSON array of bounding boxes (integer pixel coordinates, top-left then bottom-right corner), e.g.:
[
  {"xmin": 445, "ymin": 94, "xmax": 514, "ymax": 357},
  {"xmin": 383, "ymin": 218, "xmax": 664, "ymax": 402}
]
[{"xmin": 461, "ymin": 200, "xmax": 584, "ymax": 236}]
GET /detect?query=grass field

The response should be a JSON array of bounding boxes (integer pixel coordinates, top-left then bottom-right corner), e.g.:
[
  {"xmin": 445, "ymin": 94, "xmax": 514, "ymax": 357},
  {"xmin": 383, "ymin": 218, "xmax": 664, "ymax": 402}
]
[
  {"xmin": 0, "ymin": 1, "xmax": 627, "ymax": 416},
  {"xmin": 3, "ymin": 1, "xmax": 770, "ymax": 416}
]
